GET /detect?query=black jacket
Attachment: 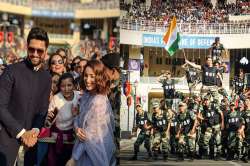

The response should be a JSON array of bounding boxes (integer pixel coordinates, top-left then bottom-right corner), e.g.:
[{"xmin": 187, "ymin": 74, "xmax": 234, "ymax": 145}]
[{"xmin": 0, "ymin": 59, "xmax": 51, "ymax": 166}]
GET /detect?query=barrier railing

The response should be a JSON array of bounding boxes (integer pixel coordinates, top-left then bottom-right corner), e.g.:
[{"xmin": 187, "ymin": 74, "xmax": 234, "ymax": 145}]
[
  {"xmin": 140, "ymin": 76, "xmax": 229, "ymax": 90},
  {"xmin": 121, "ymin": 18, "xmax": 250, "ymax": 34}
]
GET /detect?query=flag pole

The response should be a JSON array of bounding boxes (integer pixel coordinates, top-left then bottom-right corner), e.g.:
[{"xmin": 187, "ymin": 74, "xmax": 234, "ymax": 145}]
[{"xmin": 182, "ymin": 48, "xmax": 186, "ymax": 60}]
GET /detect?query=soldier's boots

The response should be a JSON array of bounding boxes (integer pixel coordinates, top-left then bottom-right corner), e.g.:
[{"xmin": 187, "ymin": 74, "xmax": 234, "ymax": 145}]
[
  {"xmin": 209, "ymin": 153, "xmax": 215, "ymax": 160},
  {"xmin": 163, "ymin": 152, "xmax": 168, "ymax": 161},
  {"xmin": 241, "ymin": 154, "xmax": 249, "ymax": 163},
  {"xmin": 226, "ymin": 150, "xmax": 234, "ymax": 161},
  {"xmin": 158, "ymin": 147, "xmax": 162, "ymax": 154},
  {"xmin": 130, "ymin": 154, "xmax": 137, "ymax": 160},
  {"xmin": 153, "ymin": 152, "xmax": 158, "ymax": 160},
  {"xmin": 189, "ymin": 152, "xmax": 195, "ymax": 161},
  {"xmin": 177, "ymin": 152, "xmax": 184, "ymax": 162},
  {"xmin": 197, "ymin": 148, "xmax": 203, "ymax": 159},
  {"xmin": 214, "ymin": 153, "xmax": 221, "ymax": 161},
  {"xmin": 235, "ymin": 151, "xmax": 240, "ymax": 161},
  {"xmin": 200, "ymin": 148, "xmax": 208, "ymax": 159},
  {"xmin": 130, "ymin": 151, "xmax": 138, "ymax": 160},
  {"xmin": 145, "ymin": 151, "xmax": 152, "ymax": 161}
]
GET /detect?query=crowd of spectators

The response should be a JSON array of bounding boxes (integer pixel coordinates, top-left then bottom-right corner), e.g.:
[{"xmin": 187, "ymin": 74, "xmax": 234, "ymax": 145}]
[
  {"xmin": 121, "ymin": 0, "xmax": 250, "ymax": 24},
  {"xmin": 0, "ymin": 33, "xmax": 119, "ymax": 76}
]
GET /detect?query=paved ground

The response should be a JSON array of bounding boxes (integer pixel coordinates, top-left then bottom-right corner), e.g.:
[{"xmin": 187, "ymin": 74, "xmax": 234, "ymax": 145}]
[{"xmin": 120, "ymin": 139, "xmax": 249, "ymax": 166}]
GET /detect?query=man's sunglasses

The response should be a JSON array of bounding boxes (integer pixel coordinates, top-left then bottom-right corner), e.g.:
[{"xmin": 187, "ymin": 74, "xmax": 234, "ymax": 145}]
[
  {"xmin": 51, "ymin": 60, "xmax": 64, "ymax": 65},
  {"xmin": 28, "ymin": 47, "xmax": 45, "ymax": 55}
]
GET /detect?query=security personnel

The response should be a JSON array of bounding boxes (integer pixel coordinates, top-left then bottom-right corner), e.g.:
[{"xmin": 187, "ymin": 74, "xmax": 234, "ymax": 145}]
[
  {"xmin": 214, "ymin": 61, "xmax": 228, "ymax": 97},
  {"xmin": 182, "ymin": 62, "xmax": 201, "ymax": 96},
  {"xmin": 225, "ymin": 102, "xmax": 244, "ymax": 161},
  {"xmin": 131, "ymin": 104, "xmax": 152, "ymax": 160},
  {"xmin": 241, "ymin": 98, "xmax": 250, "ymax": 163},
  {"xmin": 190, "ymin": 95, "xmax": 203, "ymax": 157},
  {"xmin": 157, "ymin": 71, "xmax": 176, "ymax": 108},
  {"xmin": 169, "ymin": 110, "xmax": 179, "ymax": 155},
  {"xmin": 151, "ymin": 102, "xmax": 171, "ymax": 160},
  {"xmin": 199, "ymin": 97, "xmax": 224, "ymax": 160},
  {"xmin": 185, "ymin": 56, "xmax": 222, "ymax": 101},
  {"xmin": 220, "ymin": 97, "xmax": 230, "ymax": 157},
  {"xmin": 176, "ymin": 102, "xmax": 197, "ymax": 161},
  {"xmin": 210, "ymin": 37, "xmax": 226, "ymax": 62},
  {"xmin": 232, "ymin": 69, "xmax": 246, "ymax": 98}
]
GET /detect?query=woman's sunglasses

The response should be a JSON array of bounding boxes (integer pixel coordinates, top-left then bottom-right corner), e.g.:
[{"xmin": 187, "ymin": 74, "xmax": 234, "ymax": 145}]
[{"xmin": 51, "ymin": 60, "xmax": 64, "ymax": 65}]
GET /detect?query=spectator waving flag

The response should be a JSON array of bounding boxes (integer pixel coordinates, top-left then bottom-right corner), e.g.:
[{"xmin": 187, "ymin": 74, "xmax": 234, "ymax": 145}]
[{"xmin": 163, "ymin": 16, "xmax": 180, "ymax": 56}]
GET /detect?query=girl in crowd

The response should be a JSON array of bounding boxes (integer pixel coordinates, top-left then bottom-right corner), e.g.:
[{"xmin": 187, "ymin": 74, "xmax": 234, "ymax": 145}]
[
  {"xmin": 46, "ymin": 73, "xmax": 81, "ymax": 166},
  {"xmin": 49, "ymin": 72, "xmax": 60, "ymax": 101},
  {"xmin": 48, "ymin": 53, "xmax": 66, "ymax": 75},
  {"xmin": 70, "ymin": 60, "xmax": 115, "ymax": 166}
]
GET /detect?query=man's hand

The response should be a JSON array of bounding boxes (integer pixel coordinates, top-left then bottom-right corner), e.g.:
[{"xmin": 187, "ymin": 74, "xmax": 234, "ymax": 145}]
[
  {"xmin": 221, "ymin": 123, "xmax": 225, "ymax": 130},
  {"xmin": 75, "ymin": 127, "xmax": 87, "ymax": 142},
  {"xmin": 71, "ymin": 105, "xmax": 79, "ymax": 116},
  {"xmin": 21, "ymin": 129, "xmax": 39, "ymax": 148}
]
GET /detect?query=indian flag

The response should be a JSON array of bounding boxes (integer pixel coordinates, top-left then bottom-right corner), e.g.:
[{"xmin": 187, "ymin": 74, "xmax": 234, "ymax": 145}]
[{"xmin": 163, "ymin": 16, "xmax": 180, "ymax": 56}]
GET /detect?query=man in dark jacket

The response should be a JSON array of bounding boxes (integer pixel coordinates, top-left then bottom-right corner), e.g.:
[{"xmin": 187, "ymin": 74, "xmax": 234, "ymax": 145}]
[{"xmin": 0, "ymin": 27, "xmax": 51, "ymax": 166}]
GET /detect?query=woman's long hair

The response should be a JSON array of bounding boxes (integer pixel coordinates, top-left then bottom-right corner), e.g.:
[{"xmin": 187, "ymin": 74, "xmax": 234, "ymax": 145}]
[{"xmin": 82, "ymin": 60, "xmax": 110, "ymax": 95}]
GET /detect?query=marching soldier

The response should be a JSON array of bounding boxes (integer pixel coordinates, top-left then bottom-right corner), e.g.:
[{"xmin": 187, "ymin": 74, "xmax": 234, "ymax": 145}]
[
  {"xmin": 225, "ymin": 102, "xmax": 245, "ymax": 161},
  {"xmin": 199, "ymin": 97, "xmax": 224, "ymax": 160},
  {"xmin": 241, "ymin": 98, "xmax": 250, "ymax": 163},
  {"xmin": 176, "ymin": 102, "xmax": 197, "ymax": 161},
  {"xmin": 131, "ymin": 104, "xmax": 152, "ymax": 160},
  {"xmin": 151, "ymin": 102, "xmax": 171, "ymax": 161}
]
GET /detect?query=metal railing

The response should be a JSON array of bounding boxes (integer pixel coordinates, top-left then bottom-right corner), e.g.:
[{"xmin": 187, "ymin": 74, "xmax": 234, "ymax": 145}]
[
  {"xmin": 140, "ymin": 76, "xmax": 229, "ymax": 90},
  {"xmin": 120, "ymin": 18, "xmax": 250, "ymax": 34},
  {"xmin": 0, "ymin": 0, "xmax": 29, "ymax": 6}
]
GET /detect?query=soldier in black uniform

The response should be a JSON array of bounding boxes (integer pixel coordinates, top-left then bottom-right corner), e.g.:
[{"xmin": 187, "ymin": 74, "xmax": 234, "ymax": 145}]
[
  {"xmin": 131, "ymin": 104, "xmax": 152, "ymax": 160},
  {"xmin": 185, "ymin": 56, "xmax": 222, "ymax": 101},
  {"xmin": 188, "ymin": 95, "xmax": 203, "ymax": 157},
  {"xmin": 199, "ymin": 97, "xmax": 224, "ymax": 160},
  {"xmin": 182, "ymin": 62, "xmax": 201, "ymax": 96},
  {"xmin": 210, "ymin": 37, "xmax": 226, "ymax": 63},
  {"xmin": 225, "ymin": 102, "xmax": 244, "ymax": 161},
  {"xmin": 169, "ymin": 109, "xmax": 179, "ymax": 155},
  {"xmin": 157, "ymin": 71, "xmax": 176, "ymax": 109},
  {"xmin": 151, "ymin": 102, "xmax": 171, "ymax": 160},
  {"xmin": 176, "ymin": 102, "xmax": 197, "ymax": 161},
  {"xmin": 232, "ymin": 69, "xmax": 246, "ymax": 100},
  {"xmin": 220, "ymin": 97, "xmax": 230, "ymax": 157},
  {"xmin": 214, "ymin": 60, "xmax": 228, "ymax": 97}
]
